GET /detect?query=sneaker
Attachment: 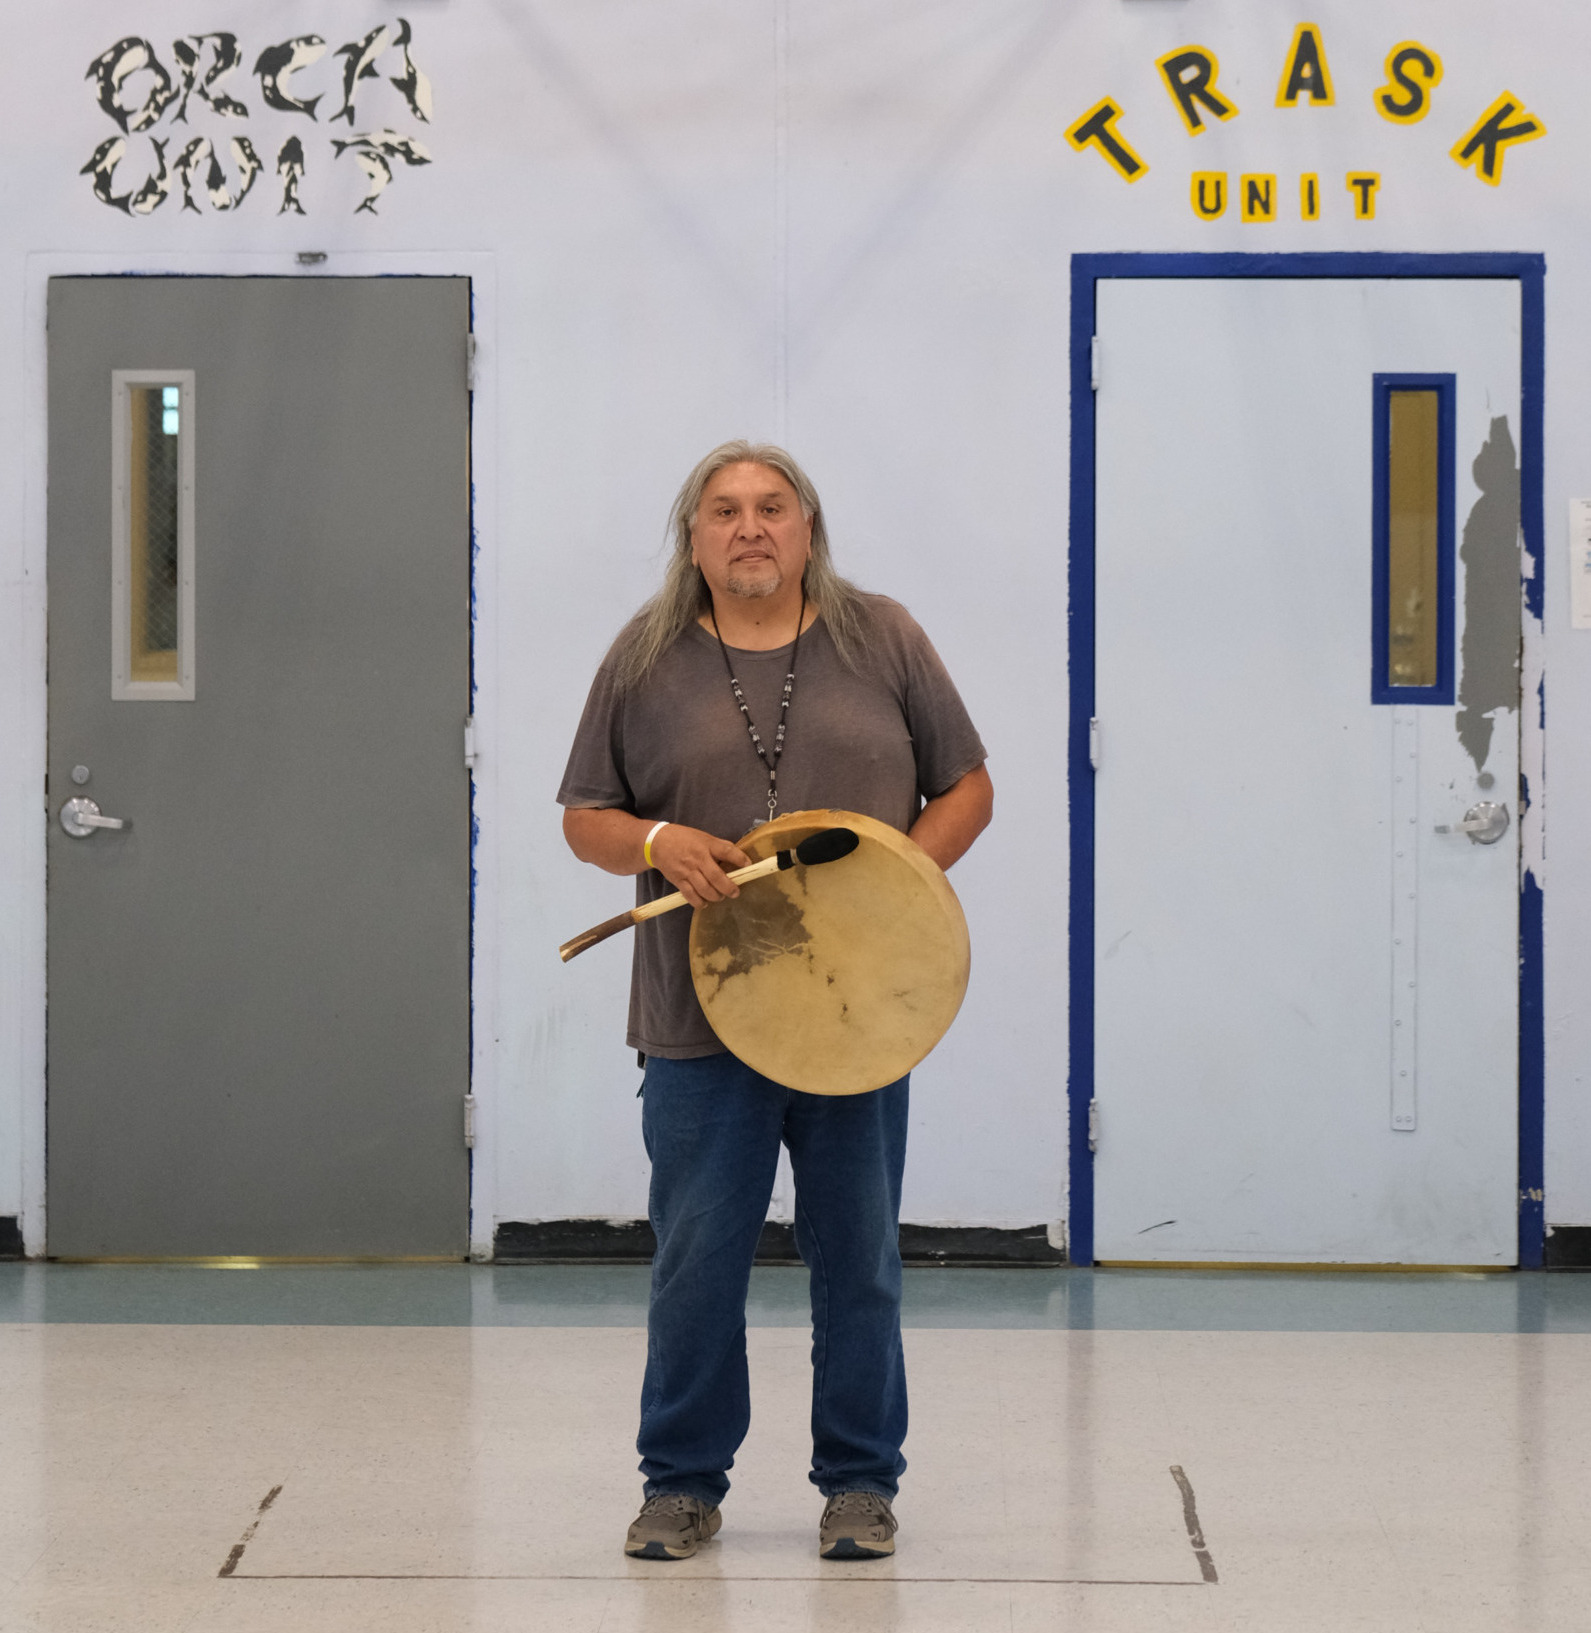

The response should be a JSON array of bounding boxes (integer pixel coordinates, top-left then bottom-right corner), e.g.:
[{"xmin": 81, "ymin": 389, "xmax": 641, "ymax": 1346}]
[
  {"xmin": 818, "ymin": 1490, "xmax": 897, "ymax": 1560},
  {"xmin": 624, "ymin": 1493, "xmax": 722, "ymax": 1561}
]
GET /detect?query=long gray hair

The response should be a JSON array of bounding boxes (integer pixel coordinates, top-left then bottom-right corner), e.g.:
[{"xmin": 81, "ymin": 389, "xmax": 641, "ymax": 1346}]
[{"xmin": 610, "ymin": 440, "xmax": 872, "ymax": 690}]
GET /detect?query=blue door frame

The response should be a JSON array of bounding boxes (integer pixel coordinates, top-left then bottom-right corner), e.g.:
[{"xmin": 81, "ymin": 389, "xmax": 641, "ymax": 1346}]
[{"xmin": 1066, "ymin": 251, "xmax": 1546, "ymax": 1269}]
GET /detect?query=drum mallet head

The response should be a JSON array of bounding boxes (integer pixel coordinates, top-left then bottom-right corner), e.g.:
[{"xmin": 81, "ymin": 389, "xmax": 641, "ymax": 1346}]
[{"xmin": 783, "ymin": 827, "xmax": 859, "ymax": 869}]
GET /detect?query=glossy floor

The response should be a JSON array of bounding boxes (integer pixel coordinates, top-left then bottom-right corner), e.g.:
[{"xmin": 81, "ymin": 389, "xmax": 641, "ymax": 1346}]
[{"xmin": 1, "ymin": 1265, "xmax": 1588, "ymax": 1631}]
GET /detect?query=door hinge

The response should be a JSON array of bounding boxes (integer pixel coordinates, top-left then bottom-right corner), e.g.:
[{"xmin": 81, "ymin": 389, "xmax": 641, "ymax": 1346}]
[
  {"xmin": 464, "ymin": 1094, "xmax": 477, "ymax": 1150},
  {"xmin": 464, "ymin": 715, "xmax": 478, "ymax": 771},
  {"xmin": 1089, "ymin": 717, "xmax": 1099, "ymax": 770},
  {"xmin": 1090, "ymin": 335, "xmax": 1100, "ymax": 392},
  {"xmin": 1088, "ymin": 1098, "xmax": 1099, "ymax": 1153},
  {"xmin": 466, "ymin": 332, "xmax": 478, "ymax": 390}
]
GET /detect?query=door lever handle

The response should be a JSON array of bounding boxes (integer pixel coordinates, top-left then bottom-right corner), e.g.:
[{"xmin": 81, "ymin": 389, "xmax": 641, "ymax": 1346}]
[
  {"xmin": 1433, "ymin": 801, "xmax": 1509, "ymax": 845},
  {"xmin": 59, "ymin": 797, "xmax": 129, "ymax": 838}
]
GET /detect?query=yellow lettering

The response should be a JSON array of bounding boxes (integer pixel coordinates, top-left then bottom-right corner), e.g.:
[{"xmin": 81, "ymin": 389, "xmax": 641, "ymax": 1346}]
[
  {"xmin": 1065, "ymin": 97, "xmax": 1149, "ymax": 183},
  {"xmin": 1155, "ymin": 46, "xmax": 1239, "ymax": 135},
  {"xmin": 1277, "ymin": 24, "xmax": 1336, "ymax": 108},
  {"xmin": 1346, "ymin": 172, "xmax": 1381, "ymax": 219},
  {"xmin": 1451, "ymin": 91, "xmax": 1546, "ymax": 186},
  {"xmin": 1375, "ymin": 42, "xmax": 1443, "ymax": 125},
  {"xmin": 1190, "ymin": 171, "xmax": 1227, "ymax": 219},
  {"xmin": 1241, "ymin": 173, "xmax": 1277, "ymax": 223},
  {"xmin": 1300, "ymin": 172, "xmax": 1320, "ymax": 220}
]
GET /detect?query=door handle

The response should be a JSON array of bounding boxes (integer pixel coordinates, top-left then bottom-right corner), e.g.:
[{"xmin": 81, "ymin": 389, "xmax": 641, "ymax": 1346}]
[
  {"xmin": 59, "ymin": 797, "xmax": 129, "ymax": 838},
  {"xmin": 1433, "ymin": 801, "xmax": 1509, "ymax": 845}
]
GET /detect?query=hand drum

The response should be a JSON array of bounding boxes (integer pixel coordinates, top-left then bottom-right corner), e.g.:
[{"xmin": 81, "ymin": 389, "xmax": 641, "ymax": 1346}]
[{"xmin": 688, "ymin": 808, "xmax": 971, "ymax": 1095}]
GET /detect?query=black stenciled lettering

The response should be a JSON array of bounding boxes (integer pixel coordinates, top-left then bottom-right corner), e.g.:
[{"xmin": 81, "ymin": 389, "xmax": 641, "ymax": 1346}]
[
  {"xmin": 87, "ymin": 37, "xmax": 178, "ymax": 133},
  {"xmin": 174, "ymin": 135, "xmax": 263, "ymax": 212},
  {"xmin": 332, "ymin": 19, "xmax": 432, "ymax": 127},
  {"xmin": 84, "ymin": 22, "xmax": 436, "ymax": 220},
  {"xmin": 332, "ymin": 130, "xmax": 433, "ymax": 214},
  {"xmin": 254, "ymin": 36, "xmax": 328, "ymax": 119},
  {"xmin": 80, "ymin": 134, "xmax": 174, "ymax": 215},
  {"xmin": 277, "ymin": 137, "xmax": 308, "ymax": 215},
  {"xmin": 172, "ymin": 34, "xmax": 249, "ymax": 123}
]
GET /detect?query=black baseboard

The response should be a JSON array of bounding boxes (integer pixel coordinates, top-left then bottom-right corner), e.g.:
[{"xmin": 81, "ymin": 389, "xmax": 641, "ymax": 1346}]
[
  {"xmin": 492, "ymin": 1219, "xmax": 1066, "ymax": 1267},
  {"xmin": 0, "ymin": 1217, "xmax": 21, "ymax": 1260},
  {"xmin": 1546, "ymin": 1225, "xmax": 1591, "ymax": 1270},
  {"xmin": 493, "ymin": 1219, "xmax": 657, "ymax": 1262},
  {"xmin": 899, "ymin": 1224, "xmax": 1066, "ymax": 1265}
]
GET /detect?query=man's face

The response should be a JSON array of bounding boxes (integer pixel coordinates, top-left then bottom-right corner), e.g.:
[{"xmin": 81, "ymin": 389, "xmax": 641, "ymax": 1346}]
[{"xmin": 690, "ymin": 462, "xmax": 813, "ymax": 603}]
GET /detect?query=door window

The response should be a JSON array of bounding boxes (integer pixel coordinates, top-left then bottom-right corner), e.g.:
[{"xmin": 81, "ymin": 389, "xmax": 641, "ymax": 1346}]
[
  {"xmin": 112, "ymin": 370, "xmax": 194, "ymax": 700},
  {"xmin": 1372, "ymin": 374, "xmax": 1454, "ymax": 703}
]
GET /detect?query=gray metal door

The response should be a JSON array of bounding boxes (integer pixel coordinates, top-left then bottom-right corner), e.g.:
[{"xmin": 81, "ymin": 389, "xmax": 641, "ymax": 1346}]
[{"xmin": 47, "ymin": 277, "xmax": 471, "ymax": 1258}]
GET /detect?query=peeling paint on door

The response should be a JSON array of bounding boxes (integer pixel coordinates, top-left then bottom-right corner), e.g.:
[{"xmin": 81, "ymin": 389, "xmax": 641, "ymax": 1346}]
[{"xmin": 1455, "ymin": 415, "xmax": 1522, "ymax": 770}]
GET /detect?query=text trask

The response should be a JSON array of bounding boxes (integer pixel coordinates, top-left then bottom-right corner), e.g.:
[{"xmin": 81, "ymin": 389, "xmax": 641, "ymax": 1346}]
[
  {"xmin": 1066, "ymin": 26, "xmax": 1546, "ymax": 216},
  {"xmin": 82, "ymin": 23, "xmax": 433, "ymax": 217}
]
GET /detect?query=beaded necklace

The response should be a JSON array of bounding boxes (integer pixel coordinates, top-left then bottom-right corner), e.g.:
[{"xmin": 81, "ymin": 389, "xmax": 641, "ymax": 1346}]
[{"xmin": 709, "ymin": 589, "xmax": 806, "ymax": 828}]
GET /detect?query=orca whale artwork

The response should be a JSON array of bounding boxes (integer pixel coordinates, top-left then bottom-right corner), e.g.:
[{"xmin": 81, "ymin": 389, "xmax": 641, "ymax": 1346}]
[{"xmin": 81, "ymin": 21, "xmax": 432, "ymax": 216}]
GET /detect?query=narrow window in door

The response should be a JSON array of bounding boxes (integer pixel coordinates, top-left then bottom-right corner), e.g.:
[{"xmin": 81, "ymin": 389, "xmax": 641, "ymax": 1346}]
[
  {"xmin": 112, "ymin": 370, "xmax": 195, "ymax": 700},
  {"xmin": 130, "ymin": 386, "xmax": 179, "ymax": 681},
  {"xmin": 1371, "ymin": 373, "xmax": 1454, "ymax": 704}
]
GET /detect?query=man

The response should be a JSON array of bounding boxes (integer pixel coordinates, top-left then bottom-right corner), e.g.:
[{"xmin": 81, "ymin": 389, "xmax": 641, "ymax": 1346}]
[{"xmin": 558, "ymin": 440, "xmax": 992, "ymax": 1562}]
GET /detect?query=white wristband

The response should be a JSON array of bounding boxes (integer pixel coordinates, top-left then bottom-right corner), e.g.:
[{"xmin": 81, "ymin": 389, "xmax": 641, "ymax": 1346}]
[{"xmin": 643, "ymin": 821, "xmax": 670, "ymax": 869}]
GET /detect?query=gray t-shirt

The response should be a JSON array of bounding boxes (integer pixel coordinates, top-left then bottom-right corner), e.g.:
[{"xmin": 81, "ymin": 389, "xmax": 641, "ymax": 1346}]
[{"xmin": 557, "ymin": 594, "xmax": 986, "ymax": 1058}]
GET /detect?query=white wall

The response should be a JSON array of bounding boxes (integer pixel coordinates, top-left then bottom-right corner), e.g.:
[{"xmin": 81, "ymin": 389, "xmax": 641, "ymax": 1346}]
[{"xmin": 2, "ymin": 0, "xmax": 1588, "ymax": 1246}]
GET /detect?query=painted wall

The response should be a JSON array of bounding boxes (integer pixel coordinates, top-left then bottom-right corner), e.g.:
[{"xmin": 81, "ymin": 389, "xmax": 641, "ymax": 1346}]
[{"xmin": 1, "ymin": 0, "xmax": 1587, "ymax": 1250}]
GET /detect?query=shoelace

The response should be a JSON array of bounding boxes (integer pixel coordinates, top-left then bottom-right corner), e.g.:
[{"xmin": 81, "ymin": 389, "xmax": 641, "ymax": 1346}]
[
  {"xmin": 826, "ymin": 1491, "xmax": 888, "ymax": 1519},
  {"xmin": 641, "ymin": 1493, "xmax": 700, "ymax": 1517}
]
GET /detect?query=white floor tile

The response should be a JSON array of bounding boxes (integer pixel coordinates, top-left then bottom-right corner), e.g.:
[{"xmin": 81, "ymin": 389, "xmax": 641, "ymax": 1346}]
[{"xmin": 0, "ymin": 1323, "xmax": 1588, "ymax": 1631}]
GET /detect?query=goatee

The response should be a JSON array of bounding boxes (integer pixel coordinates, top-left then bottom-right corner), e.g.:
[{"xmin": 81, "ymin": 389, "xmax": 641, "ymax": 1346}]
[{"xmin": 725, "ymin": 572, "xmax": 781, "ymax": 600}]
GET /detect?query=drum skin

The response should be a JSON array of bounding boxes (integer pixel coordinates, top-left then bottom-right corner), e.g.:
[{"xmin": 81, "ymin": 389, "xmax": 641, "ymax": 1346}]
[{"xmin": 689, "ymin": 809, "xmax": 971, "ymax": 1096}]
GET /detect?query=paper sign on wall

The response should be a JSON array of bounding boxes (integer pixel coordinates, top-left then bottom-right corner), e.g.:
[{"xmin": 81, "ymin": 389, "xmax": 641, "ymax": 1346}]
[{"xmin": 1569, "ymin": 499, "xmax": 1591, "ymax": 629}]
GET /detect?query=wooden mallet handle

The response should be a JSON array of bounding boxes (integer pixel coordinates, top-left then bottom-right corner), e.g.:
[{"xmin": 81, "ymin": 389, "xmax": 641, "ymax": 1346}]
[
  {"xmin": 558, "ymin": 855, "xmax": 784, "ymax": 962},
  {"xmin": 556, "ymin": 909, "xmax": 650, "ymax": 963},
  {"xmin": 558, "ymin": 827, "xmax": 858, "ymax": 963}
]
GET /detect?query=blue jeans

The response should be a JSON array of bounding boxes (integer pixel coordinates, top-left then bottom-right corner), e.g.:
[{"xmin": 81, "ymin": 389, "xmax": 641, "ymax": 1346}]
[{"xmin": 638, "ymin": 1052, "xmax": 909, "ymax": 1507}]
